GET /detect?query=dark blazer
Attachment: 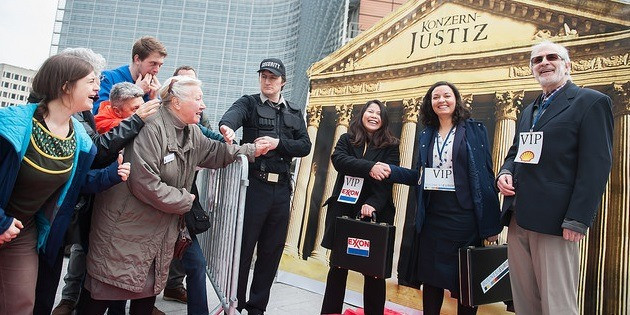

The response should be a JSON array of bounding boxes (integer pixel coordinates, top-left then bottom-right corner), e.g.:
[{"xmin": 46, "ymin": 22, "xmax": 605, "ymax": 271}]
[
  {"xmin": 389, "ymin": 119, "xmax": 502, "ymax": 239},
  {"xmin": 499, "ymin": 81, "xmax": 613, "ymax": 236},
  {"xmin": 321, "ymin": 133, "xmax": 400, "ymax": 249}
]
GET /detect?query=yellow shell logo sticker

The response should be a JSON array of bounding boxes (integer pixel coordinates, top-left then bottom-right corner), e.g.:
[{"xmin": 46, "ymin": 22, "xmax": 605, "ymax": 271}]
[{"xmin": 520, "ymin": 150, "xmax": 535, "ymax": 162}]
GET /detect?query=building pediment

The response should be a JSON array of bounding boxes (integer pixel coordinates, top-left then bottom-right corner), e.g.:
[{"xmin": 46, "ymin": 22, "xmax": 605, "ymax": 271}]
[{"xmin": 308, "ymin": 0, "xmax": 629, "ymax": 79}]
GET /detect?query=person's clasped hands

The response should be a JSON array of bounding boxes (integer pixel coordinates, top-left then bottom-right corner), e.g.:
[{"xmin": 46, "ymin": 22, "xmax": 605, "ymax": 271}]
[
  {"xmin": 370, "ymin": 161, "xmax": 391, "ymax": 181},
  {"xmin": 253, "ymin": 136, "xmax": 278, "ymax": 157},
  {"xmin": 135, "ymin": 73, "xmax": 161, "ymax": 100},
  {"xmin": 0, "ymin": 218, "xmax": 23, "ymax": 245}
]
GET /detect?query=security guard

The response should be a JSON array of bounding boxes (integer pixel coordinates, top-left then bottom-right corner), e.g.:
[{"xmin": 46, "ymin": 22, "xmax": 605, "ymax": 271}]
[{"xmin": 219, "ymin": 58, "xmax": 311, "ymax": 315}]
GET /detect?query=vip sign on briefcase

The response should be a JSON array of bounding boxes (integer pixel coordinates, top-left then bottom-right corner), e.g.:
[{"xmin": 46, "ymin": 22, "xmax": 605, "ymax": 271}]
[
  {"xmin": 330, "ymin": 216, "xmax": 395, "ymax": 279},
  {"xmin": 459, "ymin": 245, "xmax": 513, "ymax": 307}
]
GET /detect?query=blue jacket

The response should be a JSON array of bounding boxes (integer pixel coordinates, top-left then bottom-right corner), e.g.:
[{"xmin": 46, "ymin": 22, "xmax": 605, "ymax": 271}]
[
  {"xmin": 0, "ymin": 104, "xmax": 121, "ymax": 266},
  {"xmin": 389, "ymin": 119, "xmax": 501, "ymax": 239},
  {"xmin": 94, "ymin": 65, "xmax": 150, "ymax": 114}
]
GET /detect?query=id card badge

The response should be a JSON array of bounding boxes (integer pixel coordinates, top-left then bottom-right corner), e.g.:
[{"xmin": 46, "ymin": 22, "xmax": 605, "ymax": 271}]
[
  {"xmin": 423, "ymin": 168, "xmax": 455, "ymax": 191},
  {"xmin": 337, "ymin": 176, "xmax": 364, "ymax": 204},
  {"xmin": 515, "ymin": 132, "xmax": 543, "ymax": 164},
  {"xmin": 163, "ymin": 153, "xmax": 175, "ymax": 164}
]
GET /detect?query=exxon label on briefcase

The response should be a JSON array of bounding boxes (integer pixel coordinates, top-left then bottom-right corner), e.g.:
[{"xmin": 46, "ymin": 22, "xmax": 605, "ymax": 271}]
[
  {"xmin": 347, "ymin": 237, "xmax": 370, "ymax": 257},
  {"xmin": 330, "ymin": 216, "xmax": 395, "ymax": 279}
]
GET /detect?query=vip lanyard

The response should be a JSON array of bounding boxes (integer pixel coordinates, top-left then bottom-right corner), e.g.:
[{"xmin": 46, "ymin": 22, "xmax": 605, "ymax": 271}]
[
  {"xmin": 436, "ymin": 126, "xmax": 456, "ymax": 162},
  {"xmin": 531, "ymin": 93, "xmax": 557, "ymax": 131}
]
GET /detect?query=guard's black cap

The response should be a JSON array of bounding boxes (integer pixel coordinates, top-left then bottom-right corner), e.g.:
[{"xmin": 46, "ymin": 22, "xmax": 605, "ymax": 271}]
[{"xmin": 258, "ymin": 58, "xmax": 285, "ymax": 77}]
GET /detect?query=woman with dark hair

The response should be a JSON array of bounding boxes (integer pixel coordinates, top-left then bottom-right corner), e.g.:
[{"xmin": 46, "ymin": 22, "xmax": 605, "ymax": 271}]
[
  {"xmin": 381, "ymin": 81, "xmax": 501, "ymax": 314},
  {"xmin": 0, "ymin": 54, "xmax": 129, "ymax": 314},
  {"xmin": 320, "ymin": 100, "xmax": 400, "ymax": 315}
]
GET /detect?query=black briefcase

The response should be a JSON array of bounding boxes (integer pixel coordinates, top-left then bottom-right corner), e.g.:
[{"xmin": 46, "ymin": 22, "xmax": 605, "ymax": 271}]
[
  {"xmin": 330, "ymin": 216, "xmax": 395, "ymax": 279},
  {"xmin": 459, "ymin": 245, "xmax": 512, "ymax": 307}
]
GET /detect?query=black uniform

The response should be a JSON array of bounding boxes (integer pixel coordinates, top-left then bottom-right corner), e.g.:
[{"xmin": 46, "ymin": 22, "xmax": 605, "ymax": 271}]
[{"xmin": 219, "ymin": 93, "xmax": 310, "ymax": 314}]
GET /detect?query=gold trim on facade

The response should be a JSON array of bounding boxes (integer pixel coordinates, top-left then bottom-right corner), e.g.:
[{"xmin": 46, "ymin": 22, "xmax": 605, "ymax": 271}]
[{"xmin": 283, "ymin": 1, "xmax": 629, "ymax": 313}]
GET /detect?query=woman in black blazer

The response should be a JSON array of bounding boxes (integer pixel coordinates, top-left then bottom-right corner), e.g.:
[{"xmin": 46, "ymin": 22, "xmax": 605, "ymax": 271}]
[
  {"xmin": 387, "ymin": 82, "xmax": 502, "ymax": 315},
  {"xmin": 320, "ymin": 100, "xmax": 400, "ymax": 315}
]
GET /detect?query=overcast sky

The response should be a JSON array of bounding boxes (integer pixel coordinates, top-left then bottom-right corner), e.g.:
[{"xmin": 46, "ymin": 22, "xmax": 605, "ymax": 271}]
[{"xmin": 0, "ymin": 0, "xmax": 57, "ymax": 70}]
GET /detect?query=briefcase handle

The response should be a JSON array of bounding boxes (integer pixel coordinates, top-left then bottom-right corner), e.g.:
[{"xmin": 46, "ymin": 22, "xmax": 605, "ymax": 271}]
[{"xmin": 343, "ymin": 212, "xmax": 378, "ymax": 223}]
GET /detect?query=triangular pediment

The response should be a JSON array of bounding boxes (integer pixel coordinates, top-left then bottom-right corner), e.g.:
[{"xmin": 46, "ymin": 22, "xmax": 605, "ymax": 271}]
[{"xmin": 309, "ymin": 0, "xmax": 629, "ymax": 78}]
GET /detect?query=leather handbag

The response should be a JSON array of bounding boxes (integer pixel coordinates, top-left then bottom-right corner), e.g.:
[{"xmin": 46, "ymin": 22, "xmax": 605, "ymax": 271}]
[
  {"xmin": 330, "ymin": 214, "xmax": 396, "ymax": 279},
  {"xmin": 459, "ymin": 245, "xmax": 513, "ymax": 307},
  {"xmin": 173, "ymin": 216, "xmax": 192, "ymax": 260},
  {"xmin": 184, "ymin": 197, "xmax": 211, "ymax": 235}
]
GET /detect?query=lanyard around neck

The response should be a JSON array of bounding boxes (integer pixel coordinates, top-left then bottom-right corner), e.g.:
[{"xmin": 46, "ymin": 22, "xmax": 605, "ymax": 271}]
[
  {"xmin": 436, "ymin": 125, "xmax": 456, "ymax": 162},
  {"xmin": 531, "ymin": 92, "xmax": 559, "ymax": 130}
]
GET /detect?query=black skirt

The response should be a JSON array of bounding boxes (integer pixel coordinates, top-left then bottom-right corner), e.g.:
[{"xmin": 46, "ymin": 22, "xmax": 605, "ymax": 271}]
[{"xmin": 417, "ymin": 190, "xmax": 481, "ymax": 294}]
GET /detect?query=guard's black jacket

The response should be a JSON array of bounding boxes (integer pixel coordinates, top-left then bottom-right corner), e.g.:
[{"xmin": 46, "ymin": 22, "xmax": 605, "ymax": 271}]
[{"xmin": 219, "ymin": 94, "xmax": 311, "ymax": 174}]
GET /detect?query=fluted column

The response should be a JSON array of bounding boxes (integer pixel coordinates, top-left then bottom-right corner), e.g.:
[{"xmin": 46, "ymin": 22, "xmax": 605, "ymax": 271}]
[
  {"xmin": 582, "ymin": 182, "xmax": 609, "ymax": 314},
  {"xmin": 492, "ymin": 91, "xmax": 523, "ymax": 244},
  {"xmin": 309, "ymin": 104, "xmax": 354, "ymax": 262},
  {"xmin": 285, "ymin": 105, "xmax": 323, "ymax": 257},
  {"xmin": 604, "ymin": 81, "xmax": 630, "ymax": 314},
  {"xmin": 298, "ymin": 163, "xmax": 318, "ymax": 258},
  {"xmin": 390, "ymin": 97, "xmax": 421, "ymax": 279}
]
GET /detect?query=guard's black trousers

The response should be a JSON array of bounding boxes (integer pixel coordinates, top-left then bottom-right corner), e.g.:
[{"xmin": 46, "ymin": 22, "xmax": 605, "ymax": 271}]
[{"xmin": 237, "ymin": 177, "xmax": 291, "ymax": 314}]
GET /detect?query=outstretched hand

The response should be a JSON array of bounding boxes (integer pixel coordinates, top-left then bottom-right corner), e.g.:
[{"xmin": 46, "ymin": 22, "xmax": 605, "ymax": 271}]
[
  {"xmin": 135, "ymin": 99, "xmax": 161, "ymax": 120},
  {"xmin": 254, "ymin": 142, "xmax": 272, "ymax": 157},
  {"xmin": 370, "ymin": 162, "xmax": 391, "ymax": 181},
  {"xmin": 219, "ymin": 125, "xmax": 235, "ymax": 144},
  {"xmin": 117, "ymin": 153, "xmax": 131, "ymax": 181}
]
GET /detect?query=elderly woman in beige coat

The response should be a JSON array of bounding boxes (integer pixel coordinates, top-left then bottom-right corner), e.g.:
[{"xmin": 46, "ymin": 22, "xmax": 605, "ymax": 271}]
[{"xmin": 78, "ymin": 76, "xmax": 266, "ymax": 314}]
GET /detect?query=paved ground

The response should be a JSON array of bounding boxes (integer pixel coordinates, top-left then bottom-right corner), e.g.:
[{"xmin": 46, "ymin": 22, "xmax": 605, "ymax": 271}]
[{"xmin": 53, "ymin": 258, "xmax": 386, "ymax": 315}]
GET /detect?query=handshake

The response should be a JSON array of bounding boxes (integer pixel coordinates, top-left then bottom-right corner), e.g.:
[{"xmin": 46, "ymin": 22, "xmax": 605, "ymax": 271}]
[{"xmin": 370, "ymin": 162, "xmax": 391, "ymax": 181}]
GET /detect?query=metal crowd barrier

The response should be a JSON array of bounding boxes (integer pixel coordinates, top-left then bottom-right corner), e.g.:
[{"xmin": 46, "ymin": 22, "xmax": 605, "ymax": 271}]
[{"xmin": 196, "ymin": 155, "xmax": 249, "ymax": 315}]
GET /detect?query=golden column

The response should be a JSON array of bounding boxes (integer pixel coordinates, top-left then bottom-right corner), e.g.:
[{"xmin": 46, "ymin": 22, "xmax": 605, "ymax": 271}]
[
  {"xmin": 285, "ymin": 105, "xmax": 322, "ymax": 257},
  {"xmin": 298, "ymin": 163, "xmax": 318, "ymax": 258},
  {"xmin": 582, "ymin": 182, "xmax": 609, "ymax": 314},
  {"xmin": 491, "ymin": 90, "xmax": 523, "ymax": 244},
  {"xmin": 309, "ymin": 104, "xmax": 354, "ymax": 262},
  {"xmin": 604, "ymin": 81, "xmax": 630, "ymax": 314},
  {"xmin": 391, "ymin": 97, "xmax": 421, "ymax": 279}
]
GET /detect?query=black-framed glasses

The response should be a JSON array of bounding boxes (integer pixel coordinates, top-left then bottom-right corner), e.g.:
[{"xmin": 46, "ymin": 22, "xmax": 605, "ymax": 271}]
[{"xmin": 530, "ymin": 53, "xmax": 563, "ymax": 65}]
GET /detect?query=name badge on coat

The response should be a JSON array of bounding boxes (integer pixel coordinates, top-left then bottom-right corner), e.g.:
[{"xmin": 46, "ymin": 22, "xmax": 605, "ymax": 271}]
[
  {"xmin": 337, "ymin": 176, "xmax": 364, "ymax": 204},
  {"xmin": 423, "ymin": 167, "xmax": 455, "ymax": 191},
  {"xmin": 163, "ymin": 153, "xmax": 175, "ymax": 164},
  {"xmin": 515, "ymin": 132, "xmax": 543, "ymax": 164}
]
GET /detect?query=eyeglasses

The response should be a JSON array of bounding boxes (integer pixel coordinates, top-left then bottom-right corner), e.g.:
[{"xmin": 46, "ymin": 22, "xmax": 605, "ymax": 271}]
[{"xmin": 530, "ymin": 53, "xmax": 563, "ymax": 65}]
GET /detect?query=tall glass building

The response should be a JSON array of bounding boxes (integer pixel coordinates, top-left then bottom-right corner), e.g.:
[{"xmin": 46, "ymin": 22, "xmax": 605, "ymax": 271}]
[{"xmin": 52, "ymin": 0, "xmax": 296, "ymax": 125}]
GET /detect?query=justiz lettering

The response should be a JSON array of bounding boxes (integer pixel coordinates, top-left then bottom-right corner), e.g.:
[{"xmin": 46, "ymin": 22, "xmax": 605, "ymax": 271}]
[{"xmin": 406, "ymin": 23, "xmax": 488, "ymax": 58}]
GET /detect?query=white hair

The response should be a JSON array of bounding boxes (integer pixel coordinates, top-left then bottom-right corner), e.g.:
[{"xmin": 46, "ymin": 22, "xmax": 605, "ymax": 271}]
[
  {"xmin": 159, "ymin": 76, "xmax": 202, "ymax": 107},
  {"xmin": 60, "ymin": 47, "xmax": 107, "ymax": 76},
  {"xmin": 530, "ymin": 40, "xmax": 572, "ymax": 80}
]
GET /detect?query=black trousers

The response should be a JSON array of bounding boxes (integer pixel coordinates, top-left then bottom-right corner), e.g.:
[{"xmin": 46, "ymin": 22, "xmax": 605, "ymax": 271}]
[
  {"xmin": 237, "ymin": 177, "xmax": 291, "ymax": 314},
  {"xmin": 76, "ymin": 289, "xmax": 155, "ymax": 315},
  {"xmin": 320, "ymin": 266, "xmax": 386, "ymax": 315},
  {"xmin": 33, "ymin": 248, "xmax": 65, "ymax": 315},
  {"xmin": 422, "ymin": 283, "xmax": 477, "ymax": 315}
]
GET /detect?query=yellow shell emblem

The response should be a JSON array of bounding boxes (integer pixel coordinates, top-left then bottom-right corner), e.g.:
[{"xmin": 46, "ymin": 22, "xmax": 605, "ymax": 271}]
[{"xmin": 520, "ymin": 150, "xmax": 535, "ymax": 162}]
